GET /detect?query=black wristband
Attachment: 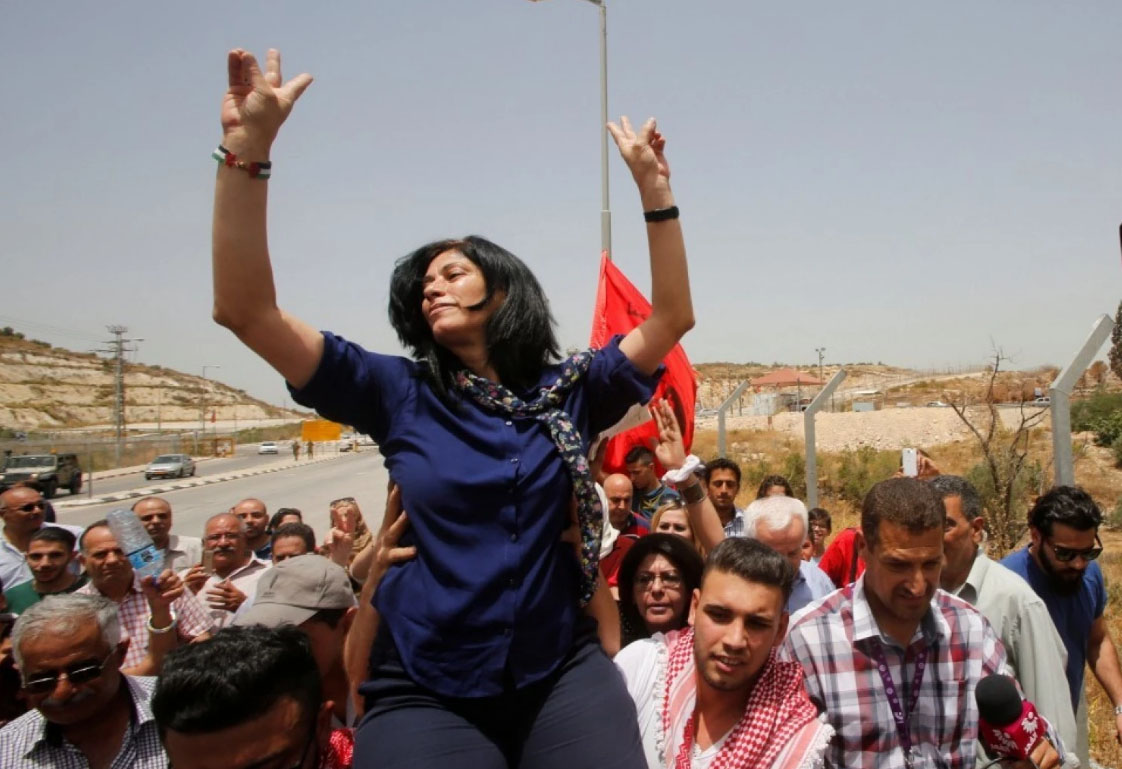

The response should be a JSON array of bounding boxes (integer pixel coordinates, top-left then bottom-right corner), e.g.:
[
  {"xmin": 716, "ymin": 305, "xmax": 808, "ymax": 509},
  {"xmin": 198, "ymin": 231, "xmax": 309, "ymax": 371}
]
[
  {"xmin": 643, "ymin": 206, "xmax": 679, "ymax": 223},
  {"xmin": 679, "ymin": 481, "xmax": 706, "ymax": 505}
]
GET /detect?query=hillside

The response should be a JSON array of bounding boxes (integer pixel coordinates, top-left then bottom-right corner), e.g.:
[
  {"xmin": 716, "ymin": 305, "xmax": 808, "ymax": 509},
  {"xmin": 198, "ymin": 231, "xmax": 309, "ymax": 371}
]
[{"xmin": 0, "ymin": 333, "xmax": 294, "ymax": 431}]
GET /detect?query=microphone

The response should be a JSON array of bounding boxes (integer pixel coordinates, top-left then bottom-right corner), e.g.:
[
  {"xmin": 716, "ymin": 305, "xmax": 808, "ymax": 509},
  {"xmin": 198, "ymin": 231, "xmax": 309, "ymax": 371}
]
[{"xmin": 975, "ymin": 674, "xmax": 1044, "ymax": 761}]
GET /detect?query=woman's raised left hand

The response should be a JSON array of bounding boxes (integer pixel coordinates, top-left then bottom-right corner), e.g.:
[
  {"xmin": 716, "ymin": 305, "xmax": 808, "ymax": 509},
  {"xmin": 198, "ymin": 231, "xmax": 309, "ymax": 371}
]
[{"xmin": 607, "ymin": 116, "xmax": 670, "ymax": 192}]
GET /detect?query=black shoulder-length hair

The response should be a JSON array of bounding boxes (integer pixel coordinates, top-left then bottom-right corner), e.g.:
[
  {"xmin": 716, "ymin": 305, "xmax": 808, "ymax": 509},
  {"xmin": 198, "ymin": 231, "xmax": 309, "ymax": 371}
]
[
  {"xmin": 388, "ymin": 235, "xmax": 560, "ymax": 396},
  {"xmin": 618, "ymin": 533, "xmax": 705, "ymax": 641}
]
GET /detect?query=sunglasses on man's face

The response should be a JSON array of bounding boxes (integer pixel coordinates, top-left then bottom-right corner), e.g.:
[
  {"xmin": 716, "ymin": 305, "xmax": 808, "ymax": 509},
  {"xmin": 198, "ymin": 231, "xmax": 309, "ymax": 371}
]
[
  {"xmin": 22, "ymin": 650, "xmax": 116, "ymax": 694},
  {"xmin": 1048, "ymin": 534, "xmax": 1104, "ymax": 563},
  {"xmin": 330, "ymin": 497, "xmax": 355, "ymax": 508},
  {"xmin": 5, "ymin": 501, "xmax": 45, "ymax": 514}
]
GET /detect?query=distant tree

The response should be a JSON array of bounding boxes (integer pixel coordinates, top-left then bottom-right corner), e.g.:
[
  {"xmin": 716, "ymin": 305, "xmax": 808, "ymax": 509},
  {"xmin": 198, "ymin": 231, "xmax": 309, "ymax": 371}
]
[
  {"xmin": 1111, "ymin": 300, "xmax": 1122, "ymax": 382},
  {"xmin": 1089, "ymin": 360, "xmax": 1109, "ymax": 386},
  {"xmin": 945, "ymin": 345, "xmax": 1049, "ymax": 555}
]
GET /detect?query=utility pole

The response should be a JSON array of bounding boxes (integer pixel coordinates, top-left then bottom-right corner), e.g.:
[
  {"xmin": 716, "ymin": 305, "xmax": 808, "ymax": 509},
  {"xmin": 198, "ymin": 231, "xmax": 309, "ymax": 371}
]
[
  {"xmin": 815, "ymin": 346, "xmax": 827, "ymax": 412},
  {"xmin": 95, "ymin": 326, "xmax": 143, "ymax": 466},
  {"xmin": 200, "ymin": 365, "xmax": 221, "ymax": 451}
]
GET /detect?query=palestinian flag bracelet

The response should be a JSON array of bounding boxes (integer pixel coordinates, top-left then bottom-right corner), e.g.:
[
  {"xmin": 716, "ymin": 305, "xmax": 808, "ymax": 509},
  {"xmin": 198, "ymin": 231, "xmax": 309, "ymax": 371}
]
[{"xmin": 212, "ymin": 145, "xmax": 272, "ymax": 179}]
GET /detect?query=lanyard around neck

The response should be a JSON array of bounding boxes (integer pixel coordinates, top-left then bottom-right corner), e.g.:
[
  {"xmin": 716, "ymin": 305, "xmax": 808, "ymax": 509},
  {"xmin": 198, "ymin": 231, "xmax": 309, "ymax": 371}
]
[{"xmin": 869, "ymin": 638, "xmax": 929, "ymax": 767}]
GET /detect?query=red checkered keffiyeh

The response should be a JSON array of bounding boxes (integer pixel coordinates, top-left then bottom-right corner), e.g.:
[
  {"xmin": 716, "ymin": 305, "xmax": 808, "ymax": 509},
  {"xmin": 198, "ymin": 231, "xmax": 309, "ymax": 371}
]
[
  {"xmin": 661, "ymin": 628, "xmax": 819, "ymax": 769},
  {"xmin": 320, "ymin": 728, "xmax": 354, "ymax": 769}
]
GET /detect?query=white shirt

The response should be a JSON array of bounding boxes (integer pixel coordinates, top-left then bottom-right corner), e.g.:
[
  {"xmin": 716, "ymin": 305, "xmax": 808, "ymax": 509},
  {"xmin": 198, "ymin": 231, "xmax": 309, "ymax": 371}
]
[
  {"xmin": 189, "ymin": 557, "xmax": 269, "ymax": 629},
  {"xmin": 616, "ymin": 636, "xmax": 726, "ymax": 769},
  {"xmin": 164, "ymin": 534, "xmax": 202, "ymax": 574},
  {"xmin": 615, "ymin": 636, "xmax": 829, "ymax": 769}
]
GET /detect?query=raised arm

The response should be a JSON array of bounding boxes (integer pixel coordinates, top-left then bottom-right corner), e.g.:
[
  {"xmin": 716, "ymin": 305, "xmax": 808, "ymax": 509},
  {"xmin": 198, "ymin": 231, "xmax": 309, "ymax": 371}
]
[
  {"xmin": 650, "ymin": 399, "xmax": 724, "ymax": 553},
  {"xmin": 606, "ymin": 117, "xmax": 694, "ymax": 375},
  {"xmin": 212, "ymin": 48, "xmax": 323, "ymax": 388}
]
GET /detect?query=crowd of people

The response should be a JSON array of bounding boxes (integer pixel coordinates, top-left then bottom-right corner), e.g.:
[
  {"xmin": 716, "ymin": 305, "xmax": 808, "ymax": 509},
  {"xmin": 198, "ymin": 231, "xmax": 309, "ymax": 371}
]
[
  {"xmin": 0, "ymin": 44, "xmax": 1119, "ymax": 769},
  {"xmin": 3, "ymin": 436, "xmax": 1118, "ymax": 768}
]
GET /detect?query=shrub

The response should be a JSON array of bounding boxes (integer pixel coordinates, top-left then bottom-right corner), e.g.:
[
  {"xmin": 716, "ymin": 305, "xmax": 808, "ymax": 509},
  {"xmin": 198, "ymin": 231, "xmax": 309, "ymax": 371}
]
[
  {"xmin": 1072, "ymin": 390, "xmax": 1122, "ymax": 432},
  {"xmin": 830, "ymin": 446, "xmax": 898, "ymax": 507},
  {"xmin": 1092, "ymin": 412, "xmax": 1122, "ymax": 447},
  {"xmin": 966, "ymin": 452, "xmax": 1045, "ymax": 557},
  {"xmin": 1107, "ymin": 497, "xmax": 1122, "ymax": 530}
]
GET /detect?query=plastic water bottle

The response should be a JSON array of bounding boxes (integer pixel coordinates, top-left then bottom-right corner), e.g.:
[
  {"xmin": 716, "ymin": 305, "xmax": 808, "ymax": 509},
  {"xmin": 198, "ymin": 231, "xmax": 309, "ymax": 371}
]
[{"xmin": 105, "ymin": 508, "xmax": 165, "ymax": 580}]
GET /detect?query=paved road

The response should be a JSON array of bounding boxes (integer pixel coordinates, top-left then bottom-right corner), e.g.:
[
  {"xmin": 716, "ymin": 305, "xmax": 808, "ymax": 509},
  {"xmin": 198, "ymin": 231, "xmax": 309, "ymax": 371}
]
[
  {"xmin": 55, "ymin": 451, "xmax": 390, "ymax": 545},
  {"xmin": 53, "ymin": 444, "xmax": 352, "ymax": 500}
]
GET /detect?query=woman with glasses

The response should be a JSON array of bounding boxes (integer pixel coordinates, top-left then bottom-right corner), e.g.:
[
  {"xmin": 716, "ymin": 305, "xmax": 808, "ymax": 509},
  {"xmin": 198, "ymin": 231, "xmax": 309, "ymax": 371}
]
[
  {"xmin": 617, "ymin": 534, "xmax": 704, "ymax": 648},
  {"xmin": 210, "ymin": 47, "xmax": 692, "ymax": 769}
]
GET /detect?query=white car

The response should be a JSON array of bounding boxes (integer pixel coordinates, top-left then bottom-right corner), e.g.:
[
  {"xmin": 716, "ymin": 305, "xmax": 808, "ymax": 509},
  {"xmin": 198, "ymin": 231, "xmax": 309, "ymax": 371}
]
[
  {"xmin": 258, "ymin": 441, "xmax": 279, "ymax": 455},
  {"xmin": 145, "ymin": 454, "xmax": 196, "ymax": 480}
]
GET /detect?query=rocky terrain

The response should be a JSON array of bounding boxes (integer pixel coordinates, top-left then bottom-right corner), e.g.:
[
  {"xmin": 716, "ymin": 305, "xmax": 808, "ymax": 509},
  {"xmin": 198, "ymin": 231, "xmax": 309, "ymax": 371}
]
[{"xmin": 0, "ymin": 334, "xmax": 292, "ymax": 431}]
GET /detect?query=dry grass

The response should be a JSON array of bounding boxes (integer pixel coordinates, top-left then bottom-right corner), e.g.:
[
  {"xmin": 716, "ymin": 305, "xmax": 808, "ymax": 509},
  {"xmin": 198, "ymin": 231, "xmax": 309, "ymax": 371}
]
[{"xmin": 691, "ymin": 421, "xmax": 1122, "ymax": 764}]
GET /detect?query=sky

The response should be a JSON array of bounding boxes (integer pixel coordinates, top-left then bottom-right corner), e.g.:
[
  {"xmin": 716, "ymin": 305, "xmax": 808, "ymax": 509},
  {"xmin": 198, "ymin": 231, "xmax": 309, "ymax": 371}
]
[{"xmin": 2, "ymin": 1, "xmax": 1120, "ymax": 406}]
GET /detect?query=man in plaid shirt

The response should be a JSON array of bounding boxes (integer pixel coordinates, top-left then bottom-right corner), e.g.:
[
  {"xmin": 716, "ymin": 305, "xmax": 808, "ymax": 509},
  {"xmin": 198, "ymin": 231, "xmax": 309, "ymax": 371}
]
[
  {"xmin": 77, "ymin": 520, "xmax": 213, "ymax": 673},
  {"xmin": 780, "ymin": 478, "xmax": 1065, "ymax": 769}
]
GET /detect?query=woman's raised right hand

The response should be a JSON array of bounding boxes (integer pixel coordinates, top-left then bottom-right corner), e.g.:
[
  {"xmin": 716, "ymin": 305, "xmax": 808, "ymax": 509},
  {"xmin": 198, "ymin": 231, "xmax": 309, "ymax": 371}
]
[{"xmin": 220, "ymin": 48, "xmax": 313, "ymax": 151}]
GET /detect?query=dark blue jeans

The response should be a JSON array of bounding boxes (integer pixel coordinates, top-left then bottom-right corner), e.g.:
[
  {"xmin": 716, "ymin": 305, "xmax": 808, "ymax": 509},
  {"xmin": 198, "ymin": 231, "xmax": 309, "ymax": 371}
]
[{"xmin": 354, "ymin": 622, "xmax": 645, "ymax": 769}]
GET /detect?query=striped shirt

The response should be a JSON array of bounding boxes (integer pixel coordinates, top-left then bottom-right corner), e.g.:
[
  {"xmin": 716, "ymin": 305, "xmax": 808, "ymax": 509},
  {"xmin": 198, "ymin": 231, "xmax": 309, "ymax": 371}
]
[
  {"xmin": 779, "ymin": 576, "xmax": 1009, "ymax": 769},
  {"xmin": 0, "ymin": 676, "xmax": 167, "ymax": 768}
]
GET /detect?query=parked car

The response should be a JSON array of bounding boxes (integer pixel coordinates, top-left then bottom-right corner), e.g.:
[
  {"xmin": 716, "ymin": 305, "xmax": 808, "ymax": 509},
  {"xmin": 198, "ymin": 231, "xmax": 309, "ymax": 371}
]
[
  {"xmin": 1033, "ymin": 396, "xmax": 1051, "ymax": 406},
  {"xmin": 926, "ymin": 401, "xmax": 949, "ymax": 407},
  {"xmin": 145, "ymin": 454, "xmax": 196, "ymax": 481},
  {"xmin": 258, "ymin": 441, "xmax": 279, "ymax": 455},
  {"xmin": 0, "ymin": 453, "xmax": 83, "ymax": 498}
]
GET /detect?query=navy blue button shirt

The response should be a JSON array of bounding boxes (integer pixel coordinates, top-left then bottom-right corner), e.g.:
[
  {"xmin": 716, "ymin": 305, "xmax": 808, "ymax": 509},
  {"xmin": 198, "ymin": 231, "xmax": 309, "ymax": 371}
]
[{"xmin": 289, "ymin": 331, "xmax": 661, "ymax": 697}]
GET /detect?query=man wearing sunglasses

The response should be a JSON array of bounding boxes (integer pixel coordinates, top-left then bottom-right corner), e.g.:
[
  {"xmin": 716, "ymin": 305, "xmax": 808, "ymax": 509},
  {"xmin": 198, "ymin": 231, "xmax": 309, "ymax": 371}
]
[
  {"xmin": 1002, "ymin": 485, "xmax": 1122, "ymax": 767},
  {"xmin": 0, "ymin": 487, "xmax": 82, "ymax": 593},
  {"xmin": 0, "ymin": 593, "xmax": 168, "ymax": 768}
]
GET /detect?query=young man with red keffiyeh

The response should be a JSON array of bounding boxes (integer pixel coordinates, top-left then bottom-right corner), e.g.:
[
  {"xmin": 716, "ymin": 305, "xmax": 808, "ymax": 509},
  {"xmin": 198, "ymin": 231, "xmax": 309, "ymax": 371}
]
[{"xmin": 615, "ymin": 537, "xmax": 833, "ymax": 768}]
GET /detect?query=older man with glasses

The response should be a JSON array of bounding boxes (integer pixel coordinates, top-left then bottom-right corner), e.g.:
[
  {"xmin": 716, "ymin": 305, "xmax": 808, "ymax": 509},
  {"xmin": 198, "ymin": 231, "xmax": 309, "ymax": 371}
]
[
  {"xmin": 0, "ymin": 593, "xmax": 168, "ymax": 768},
  {"xmin": 0, "ymin": 487, "xmax": 82, "ymax": 592},
  {"xmin": 1002, "ymin": 485, "xmax": 1122, "ymax": 767}
]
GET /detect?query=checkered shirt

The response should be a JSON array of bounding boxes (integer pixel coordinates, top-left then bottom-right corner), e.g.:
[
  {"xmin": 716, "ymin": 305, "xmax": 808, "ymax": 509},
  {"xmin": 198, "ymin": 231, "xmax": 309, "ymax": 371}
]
[
  {"xmin": 78, "ymin": 575, "xmax": 213, "ymax": 669},
  {"xmin": 778, "ymin": 576, "xmax": 1008, "ymax": 769},
  {"xmin": 722, "ymin": 508, "xmax": 746, "ymax": 538},
  {"xmin": 0, "ymin": 676, "xmax": 167, "ymax": 768}
]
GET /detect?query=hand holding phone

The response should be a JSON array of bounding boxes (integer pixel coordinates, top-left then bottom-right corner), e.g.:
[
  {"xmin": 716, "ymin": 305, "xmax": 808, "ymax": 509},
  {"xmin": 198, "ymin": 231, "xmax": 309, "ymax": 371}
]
[{"xmin": 902, "ymin": 448, "xmax": 919, "ymax": 478}]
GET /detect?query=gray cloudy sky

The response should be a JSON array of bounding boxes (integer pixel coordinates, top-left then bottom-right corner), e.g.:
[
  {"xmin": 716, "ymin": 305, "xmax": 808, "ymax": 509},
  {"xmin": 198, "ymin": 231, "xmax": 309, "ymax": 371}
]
[{"xmin": 2, "ymin": 1, "xmax": 1119, "ymax": 405}]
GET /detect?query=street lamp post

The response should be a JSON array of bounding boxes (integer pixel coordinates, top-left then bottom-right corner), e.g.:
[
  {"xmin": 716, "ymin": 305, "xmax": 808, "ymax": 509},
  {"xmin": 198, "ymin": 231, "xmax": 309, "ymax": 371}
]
[
  {"xmin": 200, "ymin": 365, "xmax": 220, "ymax": 437},
  {"xmin": 529, "ymin": 0, "xmax": 611, "ymax": 258}
]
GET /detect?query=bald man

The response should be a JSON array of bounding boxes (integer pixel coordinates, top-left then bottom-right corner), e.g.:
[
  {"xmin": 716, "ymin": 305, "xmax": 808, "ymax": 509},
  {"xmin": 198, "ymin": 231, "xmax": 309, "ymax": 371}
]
[
  {"xmin": 133, "ymin": 496, "xmax": 202, "ymax": 573},
  {"xmin": 600, "ymin": 474, "xmax": 648, "ymax": 597},
  {"xmin": 231, "ymin": 498, "xmax": 272, "ymax": 560},
  {"xmin": 604, "ymin": 474, "xmax": 647, "ymax": 537}
]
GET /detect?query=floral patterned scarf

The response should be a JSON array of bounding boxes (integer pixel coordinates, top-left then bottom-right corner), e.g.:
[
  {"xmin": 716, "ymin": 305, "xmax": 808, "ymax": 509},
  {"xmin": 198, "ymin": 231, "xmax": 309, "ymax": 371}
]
[{"xmin": 453, "ymin": 349, "xmax": 601, "ymax": 606}]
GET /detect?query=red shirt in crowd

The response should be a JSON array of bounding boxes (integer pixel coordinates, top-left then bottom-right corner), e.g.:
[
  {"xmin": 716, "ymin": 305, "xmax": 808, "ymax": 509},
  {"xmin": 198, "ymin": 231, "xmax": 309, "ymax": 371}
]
[
  {"xmin": 600, "ymin": 516, "xmax": 649, "ymax": 588},
  {"xmin": 817, "ymin": 527, "xmax": 865, "ymax": 589}
]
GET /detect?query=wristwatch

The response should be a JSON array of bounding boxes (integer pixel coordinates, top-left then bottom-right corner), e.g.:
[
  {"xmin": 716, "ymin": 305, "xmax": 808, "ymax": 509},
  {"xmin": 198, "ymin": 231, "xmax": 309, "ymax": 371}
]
[{"xmin": 1114, "ymin": 704, "xmax": 1122, "ymax": 716}]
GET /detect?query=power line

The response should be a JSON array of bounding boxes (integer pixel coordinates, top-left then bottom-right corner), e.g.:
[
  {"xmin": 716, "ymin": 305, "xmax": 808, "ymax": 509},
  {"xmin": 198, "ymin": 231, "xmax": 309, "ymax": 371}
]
[{"xmin": 0, "ymin": 314, "xmax": 104, "ymax": 344}]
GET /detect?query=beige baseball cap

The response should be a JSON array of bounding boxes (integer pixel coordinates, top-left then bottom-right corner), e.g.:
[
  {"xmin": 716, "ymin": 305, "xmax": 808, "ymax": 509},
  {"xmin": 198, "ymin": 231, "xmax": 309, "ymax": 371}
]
[{"xmin": 234, "ymin": 554, "xmax": 356, "ymax": 628}]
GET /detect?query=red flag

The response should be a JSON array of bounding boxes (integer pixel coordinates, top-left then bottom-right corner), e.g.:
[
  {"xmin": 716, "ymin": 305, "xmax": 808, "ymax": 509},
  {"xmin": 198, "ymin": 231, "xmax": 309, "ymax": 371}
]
[{"xmin": 590, "ymin": 253, "xmax": 697, "ymax": 475}]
